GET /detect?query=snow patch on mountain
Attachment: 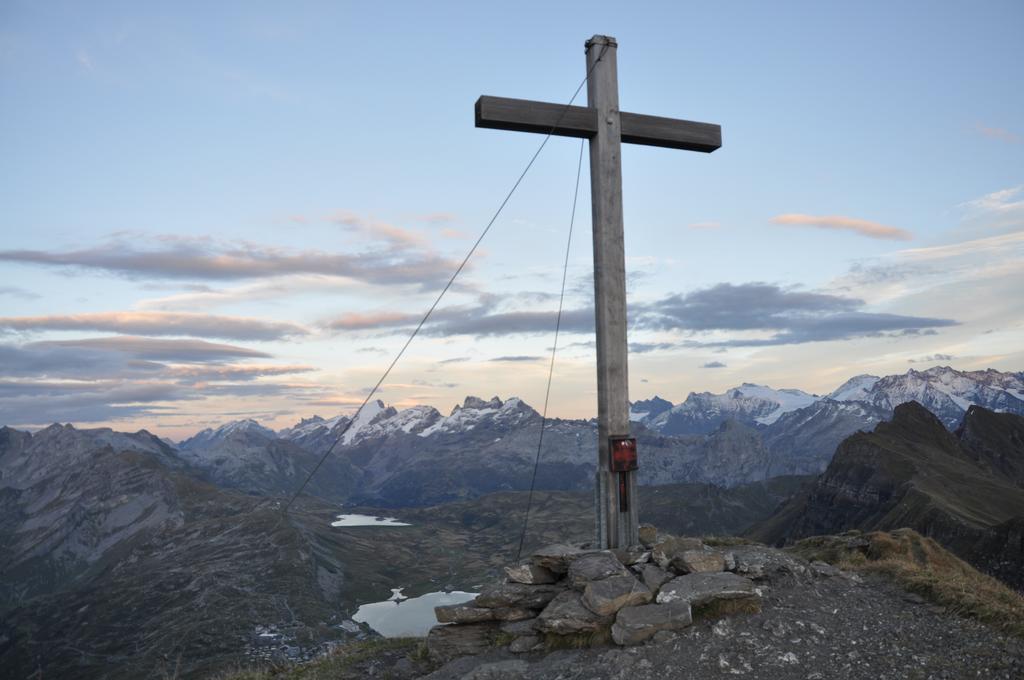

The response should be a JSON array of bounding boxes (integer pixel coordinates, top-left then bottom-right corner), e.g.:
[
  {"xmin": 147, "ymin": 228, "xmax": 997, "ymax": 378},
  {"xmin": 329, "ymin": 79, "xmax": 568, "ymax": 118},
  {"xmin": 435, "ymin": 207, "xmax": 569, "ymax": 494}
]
[
  {"xmin": 180, "ymin": 419, "xmax": 276, "ymax": 450},
  {"xmin": 829, "ymin": 375, "xmax": 881, "ymax": 402},
  {"xmin": 279, "ymin": 414, "xmax": 348, "ymax": 440},
  {"xmin": 418, "ymin": 396, "xmax": 535, "ymax": 437},
  {"xmin": 341, "ymin": 400, "xmax": 390, "ymax": 445},
  {"xmin": 736, "ymin": 384, "xmax": 818, "ymax": 425}
]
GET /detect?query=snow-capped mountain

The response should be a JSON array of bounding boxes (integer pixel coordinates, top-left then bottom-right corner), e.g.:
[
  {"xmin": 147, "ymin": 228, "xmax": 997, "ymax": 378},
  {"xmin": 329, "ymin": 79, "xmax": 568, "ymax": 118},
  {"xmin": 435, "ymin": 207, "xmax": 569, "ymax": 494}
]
[
  {"xmin": 759, "ymin": 366, "xmax": 1024, "ymax": 471},
  {"xmin": 827, "ymin": 374, "xmax": 880, "ymax": 402},
  {"xmin": 417, "ymin": 396, "xmax": 534, "ymax": 437},
  {"xmin": 179, "ymin": 418, "xmax": 277, "ymax": 450},
  {"xmin": 644, "ymin": 383, "xmax": 818, "ymax": 435},
  {"xmin": 157, "ymin": 366, "xmax": 1024, "ymax": 504},
  {"xmin": 850, "ymin": 366, "xmax": 1024, "ymax": 429}
]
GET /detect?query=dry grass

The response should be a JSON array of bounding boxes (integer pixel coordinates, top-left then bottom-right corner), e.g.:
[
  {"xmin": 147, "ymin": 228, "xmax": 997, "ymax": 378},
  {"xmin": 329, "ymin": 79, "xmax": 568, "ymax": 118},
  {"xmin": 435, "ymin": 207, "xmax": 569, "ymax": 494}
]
[{"xmin": 790, "ymin": 528, "xmax": 1024, "ymax": 638}]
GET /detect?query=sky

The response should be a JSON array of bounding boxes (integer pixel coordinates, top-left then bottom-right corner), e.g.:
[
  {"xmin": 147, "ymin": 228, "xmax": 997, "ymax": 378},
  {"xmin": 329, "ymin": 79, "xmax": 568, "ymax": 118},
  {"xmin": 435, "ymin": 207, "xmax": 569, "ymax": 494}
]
[{"xmin": 1, "ymin": 1, "xmax": 1022, "ymax": 439}]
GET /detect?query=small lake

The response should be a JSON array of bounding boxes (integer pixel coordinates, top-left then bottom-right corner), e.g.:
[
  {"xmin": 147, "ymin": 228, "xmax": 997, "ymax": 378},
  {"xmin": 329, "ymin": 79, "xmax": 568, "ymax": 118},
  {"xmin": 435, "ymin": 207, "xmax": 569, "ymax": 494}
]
[
  {"xmin": 352, "ymin": 590, "xmax": 478, "ymax": 637},
  {"xmin": 331, "ymin": 513, "xmax": 411, "ymax": 527}
]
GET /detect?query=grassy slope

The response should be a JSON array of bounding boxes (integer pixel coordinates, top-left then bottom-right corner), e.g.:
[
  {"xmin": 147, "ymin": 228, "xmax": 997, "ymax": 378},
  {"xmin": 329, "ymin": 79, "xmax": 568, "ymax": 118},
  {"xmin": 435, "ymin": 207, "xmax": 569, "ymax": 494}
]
[{"xmin": 790, "ymin": 528, "xmax": 1024, "ymax": 637}]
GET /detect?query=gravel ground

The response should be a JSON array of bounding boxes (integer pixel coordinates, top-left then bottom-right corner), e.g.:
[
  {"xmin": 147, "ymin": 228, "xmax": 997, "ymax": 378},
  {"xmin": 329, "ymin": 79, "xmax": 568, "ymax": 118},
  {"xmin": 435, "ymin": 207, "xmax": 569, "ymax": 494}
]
[{"xmin": 415, "ymin": 554, "xmax": 1024, "ymax": 680}]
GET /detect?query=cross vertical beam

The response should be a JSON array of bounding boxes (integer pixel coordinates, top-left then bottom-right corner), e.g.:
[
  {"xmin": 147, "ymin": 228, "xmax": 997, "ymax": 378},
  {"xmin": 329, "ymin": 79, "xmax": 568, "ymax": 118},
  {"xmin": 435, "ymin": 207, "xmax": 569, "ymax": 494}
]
[
  {"xmin": 474, "ymin": 35, "xmax": 720, "ymax": 550},
  {"xmin": 585, "ymin": 36, "xmax": 637, "ymax": 549}
]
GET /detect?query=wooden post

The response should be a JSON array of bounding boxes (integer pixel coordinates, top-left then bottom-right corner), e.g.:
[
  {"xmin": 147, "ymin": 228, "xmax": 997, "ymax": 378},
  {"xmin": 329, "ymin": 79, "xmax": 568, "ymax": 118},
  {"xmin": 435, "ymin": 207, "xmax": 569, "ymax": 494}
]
[
  {"xmin": 473, "ymin": 35, "xmax": 721, "ymax": 551},
  {"xmin": 586, "ymin": 35, "xmax": 637, "ymax": 549}
]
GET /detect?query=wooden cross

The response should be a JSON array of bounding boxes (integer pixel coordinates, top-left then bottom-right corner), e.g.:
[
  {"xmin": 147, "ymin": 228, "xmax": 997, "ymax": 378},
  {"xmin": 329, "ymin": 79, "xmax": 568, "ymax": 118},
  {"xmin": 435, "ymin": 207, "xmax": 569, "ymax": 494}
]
[{"xmin": 475, "ymin": 35, "xmax": 721, "ymax": 549}]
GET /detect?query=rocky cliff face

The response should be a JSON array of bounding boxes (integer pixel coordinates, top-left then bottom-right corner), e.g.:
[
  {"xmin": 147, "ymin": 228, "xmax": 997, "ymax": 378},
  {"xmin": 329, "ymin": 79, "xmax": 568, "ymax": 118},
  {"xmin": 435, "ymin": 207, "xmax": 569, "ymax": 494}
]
[
  {"xmin": 0, "ymin": 424, "xmax": 185, "ymax": 603},
  {"xmin": 176, "ymin": 417, "xmax": 358, "ymax": 501},
  {"xmin": 750, "ymin": 403, "xmax": 1024, "ymax": 587}
]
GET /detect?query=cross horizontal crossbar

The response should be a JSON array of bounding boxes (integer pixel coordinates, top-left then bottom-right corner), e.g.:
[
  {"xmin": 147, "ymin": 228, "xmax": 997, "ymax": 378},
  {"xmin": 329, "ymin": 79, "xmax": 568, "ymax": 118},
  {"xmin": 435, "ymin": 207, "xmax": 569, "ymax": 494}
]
[{"xmin": 475, "ymin": 95, "xmax": 721, "ymax": 153}]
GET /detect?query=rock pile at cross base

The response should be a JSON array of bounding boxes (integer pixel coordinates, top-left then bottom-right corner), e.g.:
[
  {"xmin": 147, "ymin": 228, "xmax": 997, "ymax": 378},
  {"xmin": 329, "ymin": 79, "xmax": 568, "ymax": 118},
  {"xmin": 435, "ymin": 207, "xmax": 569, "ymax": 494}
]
[
  {"xmin": 427, "ymin": 526, "xmax": 766, "ymax": 659},
  {"xmin": 411, "ymin": 527, "xmax": 1024, "ymax": 680}
]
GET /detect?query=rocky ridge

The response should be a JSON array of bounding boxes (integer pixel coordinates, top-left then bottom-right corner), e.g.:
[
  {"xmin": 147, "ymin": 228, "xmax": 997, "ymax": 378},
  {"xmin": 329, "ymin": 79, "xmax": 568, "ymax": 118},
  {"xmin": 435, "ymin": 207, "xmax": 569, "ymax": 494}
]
[{"xmin": 751, "ymin": 402, "xmax": 1024, "ymax": 587}]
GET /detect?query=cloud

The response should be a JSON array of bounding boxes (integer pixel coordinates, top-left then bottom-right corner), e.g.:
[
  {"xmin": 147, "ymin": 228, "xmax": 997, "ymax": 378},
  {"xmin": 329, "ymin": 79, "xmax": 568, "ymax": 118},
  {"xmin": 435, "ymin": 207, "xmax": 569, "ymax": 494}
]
[
  {"xmin": 75, "ymin": 50, "xmax": 94, "ymax": 71},
  {"xmin": 0, "ymin": 236, "xmax": 462, "ymax": 290},
  {"xmin": 167, "ymin": 364, "xmax": 316, "ymax": 383},
  {"xmin": 954, "ymin": 186, "xmax": 1024, "ymax": 238},
  {"xmin": 771, "ymin": 214, "xmax": 913, "ymax": 241},
  {"xmin": 0, "ymin": 343, "xmax": 163, "ymax": 379},
  {"xmin": 322, "ymin": 300, "xmax": 594, "ymax": 337},
  {"xmin": 330, "ymin": 210, "xmax": 429, "ymax": 250},
  {"xmin": 28, "ymin": 336, "xmax": 271, "ymax": 362},
  {"xmin": 702, "ymin": 361, "xmax": 727, "ymax": 368},
  {"xmin": 975, "ymin": 124, "xmax": 1020, "ymax": 144},
  {"xmin": 908, "ymin": 353, "xmax": 954, "ymax": 364},
  {"xmin": 325, "ymin": 283, "xmax": 954, "ymax": 349},
  {"xmin": 629, "ymin": 342, "xmax": 676, "ymax": 354},
  {"xmin": 639, "ymin": 283, "xmax": 956, "ymax": 346},
  {"xmin": 0, "ymin": 285, "xmax": 40, "ymax": 300},
  {"xmin": 489, "ymin": 355, "xmax": 542, "ymax": 362},
  {"xmin": 0, "ymin": 339, "xmax": 321, "ymax": 426},
  {"xmin": 136, "ymin": 275, "xmax": 359, "ymax": 311},
  {"xmin": 413, "ymin": 212, "xmax": 458, "ymax": 224},
  {"xmin": 0, "ymin": 311, "xmax": 308, "ymax": 341},
  {"xmin": 325, "ymin": 310, "xmax": 422, "ymax": 331},
  {"xmin": 0, "ymin": 375, "xmax": 200, "ymax": 426}
]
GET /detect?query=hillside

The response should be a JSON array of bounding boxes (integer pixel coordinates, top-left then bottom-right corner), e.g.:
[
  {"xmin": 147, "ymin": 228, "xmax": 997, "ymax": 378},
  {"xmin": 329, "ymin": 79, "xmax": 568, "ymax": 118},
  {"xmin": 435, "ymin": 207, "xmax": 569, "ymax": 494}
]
[
  {"xmin": 750, "ymin": 403, "xmax": 1024, "ymax": 587},
  {"xmin": 0, "ymin": 420, "xmax": 804, "ymax": 679},
  {"xmin": 223, "ymin": 529, "xmax": 1024, "ymax": 680}
]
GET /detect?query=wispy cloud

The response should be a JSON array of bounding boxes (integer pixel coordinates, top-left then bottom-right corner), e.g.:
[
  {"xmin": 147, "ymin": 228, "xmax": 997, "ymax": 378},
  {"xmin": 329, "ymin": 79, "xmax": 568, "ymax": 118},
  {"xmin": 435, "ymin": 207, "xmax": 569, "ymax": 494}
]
[
  {"xmin": 0, "ymin": 311, "xmax": 308, "ymax": 341},
  {"xmin": 771, "ymin": 214, "xmax": 913, "ymax": 241},
  {"xmin": 630, "ymin": 342, "xmax": 677, "ymax": 354},
  {"xmin": 975, "ymin": 124, "xmax": 1020, "ymax": 144},
  {"xmin": 167, "ymin": 364, "xmax": 316, "ymax": 383},
  {"xmin": 0, "ymin": 236, "xmax": 462, "ymax": 289},
  {"xmin": 28, "ymin": 336, "xmax": 271, "ymax": 362},
  {"xmin": 702, "ymin": 361, "xmax": 727, "ymax": 368},
  {"xmin": 489, "ymin": 355, "xmax": 541, "ymax": 362},
  {"xmin": 75, "ymin": 49, "xmax": 94, "ymax": 71},
  {"xmin": 0, "ymin": 285, "xmax": 40, "ymax": 300},
  {"xmin": 832, "ymin": 229, "xmax": 1024, "ymax": 304},
  {"xmin": 330, "ymin": 210, "xmax": 429, "ymax": 249},
  {"xmin": 908, "ymin": 354, "xmax": 954, "ymax": 364},
  {"xmin": 412, "ymin": 212, "xmax": 458, "ymax": 224},
  {"xmin": 960, "ymin": 185, "xmax": 1024, "ymax": 215}
]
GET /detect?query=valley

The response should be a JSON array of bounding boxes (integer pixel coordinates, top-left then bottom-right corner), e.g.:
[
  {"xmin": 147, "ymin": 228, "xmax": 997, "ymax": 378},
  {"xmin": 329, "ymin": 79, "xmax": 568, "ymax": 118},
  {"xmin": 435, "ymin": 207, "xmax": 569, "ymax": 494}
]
[{"xmin": 1, "ymin": 366, "xmax": 1023, "ymax": 678}]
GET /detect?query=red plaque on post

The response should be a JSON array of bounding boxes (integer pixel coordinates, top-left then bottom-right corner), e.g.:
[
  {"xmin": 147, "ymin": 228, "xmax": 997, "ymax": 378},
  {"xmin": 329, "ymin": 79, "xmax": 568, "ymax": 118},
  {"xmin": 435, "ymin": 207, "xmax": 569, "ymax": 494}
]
[{"xmin": 609, "ymin": 436, "xmax": 638, "ymax": 472}]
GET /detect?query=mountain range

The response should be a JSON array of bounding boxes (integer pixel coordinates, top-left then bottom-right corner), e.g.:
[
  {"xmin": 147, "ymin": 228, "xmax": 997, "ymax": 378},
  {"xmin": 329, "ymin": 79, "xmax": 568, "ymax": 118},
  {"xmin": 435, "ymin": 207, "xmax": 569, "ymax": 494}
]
[
  {"xmin": 0, "ymin": 418, "xmax": 801, "ymax": 679},
  {"xmin": 167, "ymin": 366, "xmax": 1024, "ymax": 505},
  {"xmin": 3, "ymin": 365, "xmax": 1023, "ymax": 678}
]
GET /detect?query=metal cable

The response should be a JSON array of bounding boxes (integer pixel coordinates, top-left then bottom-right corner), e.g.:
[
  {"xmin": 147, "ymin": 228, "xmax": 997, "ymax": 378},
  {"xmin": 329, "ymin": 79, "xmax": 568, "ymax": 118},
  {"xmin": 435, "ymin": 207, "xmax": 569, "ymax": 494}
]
[
  {"xmin": 515, "ymin": 137, "xmax": 586, "ymax": 561},
  {"xmin": 281, "ymin": 44, "xmax": 609, "ymax": 516}
]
